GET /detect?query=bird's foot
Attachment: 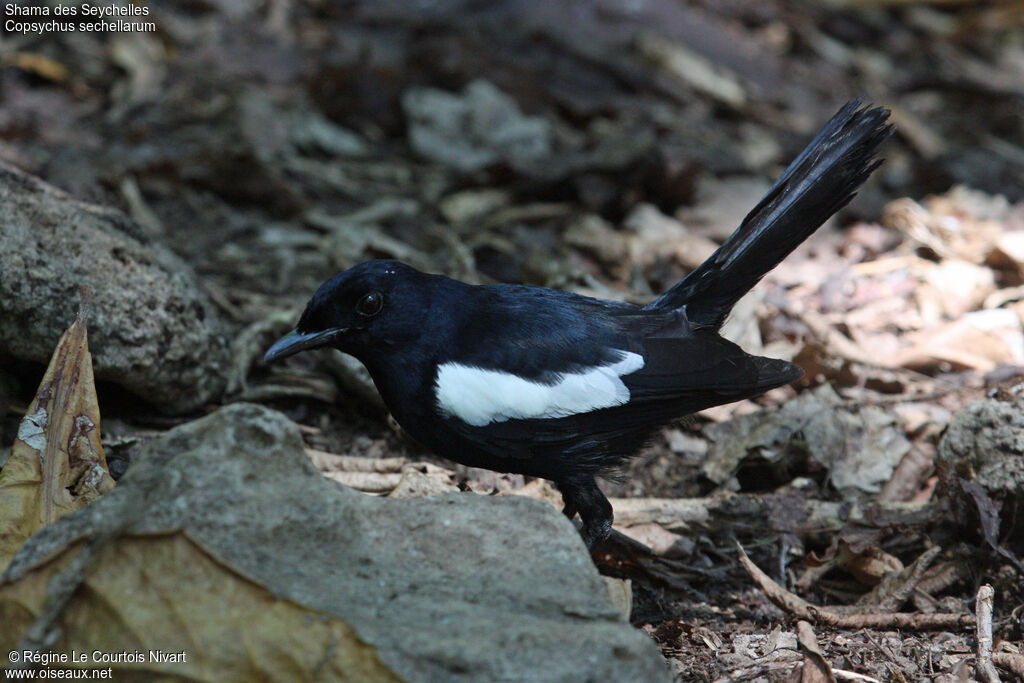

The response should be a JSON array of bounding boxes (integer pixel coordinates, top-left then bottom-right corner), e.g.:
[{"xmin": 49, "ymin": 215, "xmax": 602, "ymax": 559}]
[
  {"xmin": 557, "ymin": 477, "xmax": 613, "ymax": 551},
  {"xmin": 581, "ymin": 517, "xmax": 612, "ymax": 551}
]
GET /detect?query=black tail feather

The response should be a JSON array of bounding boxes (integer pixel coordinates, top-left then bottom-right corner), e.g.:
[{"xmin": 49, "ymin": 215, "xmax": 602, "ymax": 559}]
[{"xmin": 645, "ymin": 100, "xmax": 894, "ymax": 327}]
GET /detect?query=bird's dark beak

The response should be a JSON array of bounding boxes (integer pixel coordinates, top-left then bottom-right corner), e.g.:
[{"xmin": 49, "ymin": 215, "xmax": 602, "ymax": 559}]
[{"xmin": 262, "ymin": 328, "xmax": 346, "ymax": 364}]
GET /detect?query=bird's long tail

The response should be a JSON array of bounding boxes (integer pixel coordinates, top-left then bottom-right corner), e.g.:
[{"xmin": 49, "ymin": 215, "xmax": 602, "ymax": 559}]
[{"xmin": 645, "ymin": 100, "xmax": 893, "ymax": 327}]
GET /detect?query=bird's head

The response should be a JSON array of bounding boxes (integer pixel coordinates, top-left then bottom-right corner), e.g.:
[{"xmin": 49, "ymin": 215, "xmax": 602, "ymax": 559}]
[{"xmin": 262, "ymin": 260, "xmax": 427, "ymax": 364}]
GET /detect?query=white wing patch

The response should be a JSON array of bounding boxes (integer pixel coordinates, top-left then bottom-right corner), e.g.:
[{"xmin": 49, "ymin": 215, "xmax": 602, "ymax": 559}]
[{"xmin": 435, "ymin": 352, "xmax": 645, "ymax": 426}]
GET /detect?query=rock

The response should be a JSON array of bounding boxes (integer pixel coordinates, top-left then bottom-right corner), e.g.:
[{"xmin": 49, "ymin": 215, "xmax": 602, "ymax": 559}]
[
  {"xmin": 387, "ymin": 464, "xmax": 460, "ymax": 499},
  {"xmin": 0, "ymin": 161, "xmax": 229, "ymax": 413},
  {"xmin": 938, "ymin": 399, "xmax": 1024, "ymax": 495},
  {"xmin": 603, "ymin": 577, "xmax": 633, "ymax": 621},
  {"xmin": 3, "ymin": 404, "xmax": 668, "ymax": 682}
]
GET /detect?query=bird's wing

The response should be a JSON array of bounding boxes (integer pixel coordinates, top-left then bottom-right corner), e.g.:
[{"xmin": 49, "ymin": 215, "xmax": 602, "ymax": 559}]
[
  {"xmin": 433, "ymin": 288, "xmax": 669, "ymax": 427},
  {"xmin": 434, "ymin": 285, "xmax": 798, "ymax": 429},
  {"xmin": 437, "ymin": 327, "xmax": 802, "ymax": 478},
  {"xmin": 621, "ymin": 329, "xmax": 802, "ymax": 406}
]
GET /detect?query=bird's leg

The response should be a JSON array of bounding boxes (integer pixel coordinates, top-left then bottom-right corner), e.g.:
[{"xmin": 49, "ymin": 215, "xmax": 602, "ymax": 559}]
[
  {"xmin": 559, "ymin": 477, "xmax": 613, "ymax": 550},
  {"xmin": 556, "ymin": 482, "xmax": 578, "ymax": 520}
]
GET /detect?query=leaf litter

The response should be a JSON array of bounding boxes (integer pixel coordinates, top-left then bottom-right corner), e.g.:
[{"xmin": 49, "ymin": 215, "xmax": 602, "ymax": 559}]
[{"xmin": 0, "ymin": 294, "xmax": 114, "ymax": 571}]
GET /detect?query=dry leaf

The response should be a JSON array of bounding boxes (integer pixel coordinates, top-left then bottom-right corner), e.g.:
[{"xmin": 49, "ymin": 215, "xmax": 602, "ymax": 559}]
[
  {"xmin": 636, "ymin": 33, "xmax": 747, "ymax": 108},
  {"xmin": 797, "ymin": 621, "xmax": 836, "ymax": 683},
  {"xmin": 836, "ymin": 543, "xmax": 904, "ymax": 586},
  {"xmin": 893, "ymin": 310, "xmax": 1024, "ymax": 372},
  {"xmin": 921, "ymin": 259, "xmax": 995, "ymax": 319},
  {"xmin": 0, "ymin": 533, "xmax": 401, "ymax": 681},
  {"xmin": 1, "ymin": 52, "xmax": 71, "ymax": 82},
  {"xmin": 0, "ymin": 300, "xmax": 114, "ymax": 570},
  {"xmin": 622, "ymin": 203, "xmax": 720, "ymax": 272},
  {"xmin": 883, "ymin": 189, "xmax": 1007, "ymax": 263}
]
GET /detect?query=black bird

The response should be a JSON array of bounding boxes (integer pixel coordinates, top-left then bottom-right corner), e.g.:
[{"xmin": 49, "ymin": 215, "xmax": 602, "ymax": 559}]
[{"xmin": 264, "ymin": 101, "xmax": 893, "ymax": 549}]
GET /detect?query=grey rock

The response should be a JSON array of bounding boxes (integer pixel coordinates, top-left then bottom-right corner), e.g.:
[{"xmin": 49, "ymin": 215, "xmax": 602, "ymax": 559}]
[
  {"xmin": 4, "ymin": 404, "xmax": 669, "ymax": 682},
  {"xmin": 0, "ymin": 161, "xmax": 229, "ymax": 412},
  {"xmin": 403, "ymin": 80, "xmax": 552, "ymax": 173},
  {"xmin": 938, "ymin": 399, "xmax": 1024, "ymax": 494}
]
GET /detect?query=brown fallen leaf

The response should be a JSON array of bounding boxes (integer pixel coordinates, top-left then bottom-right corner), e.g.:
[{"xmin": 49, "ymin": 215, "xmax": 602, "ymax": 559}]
[
  {"xmin": 615, "ymin": 523, "xmax": 689, "ymax": 557},
  {"xmin": 1, "ymin": 52, "xmax": 71, "ymax": 82},
  {"xmin": 892, "ymin": 311, "xmax": 1024, "ymax": 373},
  {"xmin": 838, "ymin": 543, "xmax": 904, "ymax": 586},
  {"xmin": 797, "ymin": 620, "xmax": 835, "ymax": 683},
  {"xmin": 635, "ymin": 33, "xmax": 747, "ymax": 109},
  {"xmin": 622, "ymin": 203, "xmax": 720, "ymax": 272},
  {"xmin": 882, "ymin": 189, "xmax": 1007, "ymax": 264},
  {"xmin": 498, "ymin": 478, "xmax": 564, "ymax": 509},
  {"xmin": 0, "ymin": 297, "xmax": 115, "ymax": 571},
  {"xmin": 0, "ymin": 532, "xmax": 401, "ymax": 681},
  {"xmin": 879, "ymin": 443, "xmax": 937, "ymax": 504}
]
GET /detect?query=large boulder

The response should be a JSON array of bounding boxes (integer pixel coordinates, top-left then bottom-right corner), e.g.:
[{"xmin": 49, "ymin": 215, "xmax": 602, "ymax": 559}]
[
  {"xmin": 2, "ymin": 404, "xmax": 668, "ymax": 682},
  {"xmin": 0, "ymin": 161, "xmax": 229, "ymax": 412}
]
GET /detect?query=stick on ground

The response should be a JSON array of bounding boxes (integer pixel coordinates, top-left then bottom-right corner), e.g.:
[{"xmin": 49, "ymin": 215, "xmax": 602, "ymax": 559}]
[
  {"xmin": 975, "ymin": 584, "xmax": 1000, "ymax": 683},
  {"xmin": 736, "ymin": 543, "xmax": 975, "ymax": 631}
]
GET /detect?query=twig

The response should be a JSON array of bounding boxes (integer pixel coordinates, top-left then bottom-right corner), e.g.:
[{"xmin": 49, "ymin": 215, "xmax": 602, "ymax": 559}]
[
  {"xmin": 976, "ymin": 584, "xmax": 1001, "ymax": 683},
  {"xmin": 991, "ymin": 653, "xmax": 1024, "ymax": 678},
  {"xmin": 305, "ymin": 449, "xmax": 408, "ymax": 473},
  {"xmin": 737, "ymin": 543, "xmax": 975, "ymax": 631},
  {"xmin": 916, "ymin": 560, "xmax": 969, "ymax": 596},
  {"xmin": 832, "ymin": 670, "xmax": 882, "ymax": 683},
  {"xmin": 856, "ymin": 545, "xmax": 941, "ymax": 612},
  {"xmin": 610, "ymin": 494, "xmax": 935, "ymax": 535},
  {"xmin": 322, "ymin": 471, "xmax": 403, "ymax": 493}
]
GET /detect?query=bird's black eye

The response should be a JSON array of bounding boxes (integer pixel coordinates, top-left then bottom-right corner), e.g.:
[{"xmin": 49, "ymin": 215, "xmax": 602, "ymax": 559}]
[{"xmin": 356, "ymin": 291, "xmax": 384, "ymax": 317}]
